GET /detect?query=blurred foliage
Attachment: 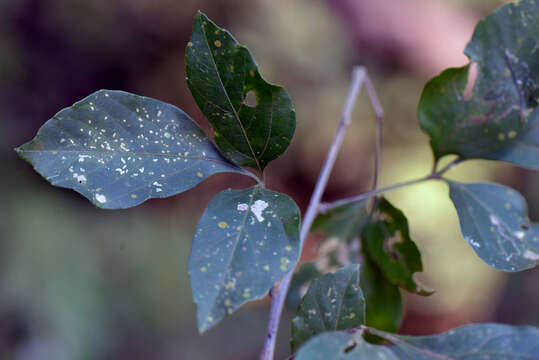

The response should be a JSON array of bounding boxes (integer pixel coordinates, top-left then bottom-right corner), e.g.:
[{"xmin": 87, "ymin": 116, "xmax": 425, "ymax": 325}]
[{"xmin": 1, "ymin": 0, "xmax": 537, "ymax": 358}]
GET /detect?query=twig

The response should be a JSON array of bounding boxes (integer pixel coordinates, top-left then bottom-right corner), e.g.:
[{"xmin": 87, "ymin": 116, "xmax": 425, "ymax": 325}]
[
  {"xmin": 258, "ymin": 66, "xmax": 367, "ymax": 360},
  {"xmin": 364, "ymin": 73, "xmax": 384, "ymax": 191}
]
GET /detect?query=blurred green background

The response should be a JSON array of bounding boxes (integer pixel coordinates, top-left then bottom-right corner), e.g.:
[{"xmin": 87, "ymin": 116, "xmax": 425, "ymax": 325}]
[{"xmin": 1, "ymin": 0, "xmax": 537, "ymax": 359}]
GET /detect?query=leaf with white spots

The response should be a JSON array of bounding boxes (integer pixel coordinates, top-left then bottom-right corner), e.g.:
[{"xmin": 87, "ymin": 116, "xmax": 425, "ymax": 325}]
[
  {"xmin": 363, "ymin": 198, "xmax": 431, "ymax": 295},
  {"xmin": 294, "ymin": 323, "xmax": 539, "ymax": 360},
  {"xmin": 16, "ymin": 90, "xmax": 249, "ymax": 209},
  {"xmin": 418, "ymin": 0, "xmax": 539, "ymax": 169},
  {"xmin": 185, "ymin": 12, "xmax": 296, "ymax": 172},
  {"xmin": 291, "ymin": 265, "xmax": 365, "ymax": 353},
  {"xmin": 188, "ymin": 185, "xmax": 300, "ymax": 332},
  {"xmin": 447, "ymin": 181, "xmax": 539, "ymax": 271}
]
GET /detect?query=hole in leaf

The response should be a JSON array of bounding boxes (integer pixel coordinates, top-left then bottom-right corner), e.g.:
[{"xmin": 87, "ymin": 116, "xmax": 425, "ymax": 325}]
[
  {"xmin": 521, "ymin": 223, "xmax": 530, "ymax": 230},
  {"xmin": 243, "ymin": 91, "xmax": 257, "ymax": 107},
  {"xmin": 463, "ymin": 62, "xmax": 477, "ymax": 101}
]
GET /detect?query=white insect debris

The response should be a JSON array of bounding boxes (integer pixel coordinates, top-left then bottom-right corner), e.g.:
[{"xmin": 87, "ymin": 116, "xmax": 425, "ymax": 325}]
[
  {"xmin": 237, "ymin": 203, "xmax": 249, "ymax": 211},
  {"xmin": 465, "ymin": 236, "xmax": 481, "ymax": 248},
  {"xmin": 73, "ymin": 174, "xmax": 87, "ymax": 184},
  {"xmin": 250, "ymin": 200, "xmax": 269, "ymax": 222},
  {"xmin": 78, "ymin": 155, "xmax": 91, "ymax": 162},
  {"xmin": 514, "ymin": 231, "xmax": 525, "ymax": 239},
  {"xmin": 95, "ymin": 194, "xmax": 107, "ymax": 203},
  {"xmin": 523, "ymin": 250, "xmax": 539, "ymax": 261},
  {"xmin": 490, "ymin": 214, "xmax": 501, "ymax": 226}
]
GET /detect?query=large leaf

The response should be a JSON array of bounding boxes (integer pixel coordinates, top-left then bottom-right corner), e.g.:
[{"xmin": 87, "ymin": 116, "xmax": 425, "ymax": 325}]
[
  {"xmin": 188, "ymin": 185, "xmax": 300, "ymax": 332},
  {"xmin": 295, "ymin": 324, "xmax": 539, "ymax": 359},
  {"xmin": 418, "ymin": 0, "xmax": 539, "ymax": 169},
  {"xmin": 291, "ymin": 265, "xmax": 365, "ymax": 353},
  {"xmin": 185, "ymin": 12, "xmax": 296, "ymax": 172},
  {"xmin": 360, "ymin": 257, "xmax": 403, "ymax": 334},
  {"xmin": 16, "ymin": 90, "xmax": 246, "ymax": 209},
  {"xmin": 447, "ymin": 181, "xmax": 539, "ymax": 271},
  {"xmin": 363, "ymin": 198, "xmax": 431, "ymax": 295}
]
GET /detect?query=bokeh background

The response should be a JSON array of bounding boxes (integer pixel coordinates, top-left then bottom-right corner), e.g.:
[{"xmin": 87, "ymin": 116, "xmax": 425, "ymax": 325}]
[{"xmin": 1, "ymin": 0, "xmax": 538, "ymax": 359}]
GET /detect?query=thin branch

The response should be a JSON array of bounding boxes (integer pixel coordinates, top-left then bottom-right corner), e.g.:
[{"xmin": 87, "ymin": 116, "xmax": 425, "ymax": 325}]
[
  {"xmin": 364, "ymin": 73, "xmax": 384, "ymax": 191},
  {"xmin": 318, "ymin": 174, "xmax": 436, "ymax": 213},
  {"xmin": 258, "ymin": 66, "xmax": 367, "ymax": 360}
]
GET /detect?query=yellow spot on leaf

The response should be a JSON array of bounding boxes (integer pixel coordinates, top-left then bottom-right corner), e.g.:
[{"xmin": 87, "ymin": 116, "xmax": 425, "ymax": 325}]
[
  {"xmin": 187, "ymin": 41, "xmax": 193, "ymax": 47},
  {"xmin": 225, "ymin": 281, "xmax": 234, "ymax": 289},
  {"xmin": 280, "ymin": 258, "xmax": 289, "ymax": 265},
  {"xmin": 508, "ymin": 130, "xmax": 517, "ymax": 139},
  {"xmin": 131, "ymin": 194, "xmax": 137, "ymax": 199},
  {"xmin": 249, "ymin": 69, "xmax": 255, "ymax": 77},
  {"xmin": 498, "ymin": 133, "xmax": 506, "ymax": 141},
  {"xmin": 505, "ymin": 203, "xmax": 511, "ymax": 209},
  {"xmin": 243, "ymin": 291, "xmax": 251, "ymax": 299},
  {"xmin": 285, "ymin": 245, "xmax": 292, "ymax": 252},
  {"xmin": 225, "ymin": 299, "xmax": 231, "ymax": 306},
  {"xmin": 236, "ymin": 225, "xmax": 242, "ymax": 231},
  {"xmin": 200, "ymin": 266, "xmax": 207, "ymax": 272},
  {"xmin": 214, "ymin": 40, "xmax": 222, "ymax": 48},
  {"xmin": 218, "ymin": 221, "xmax": 228, "ymax": 229},
  {"xmin": 349, "ymin": 313, "xmax": 356, "ymax": 319},
  {"xmin": 263, "ymin": 265, "xmax": 270, "ymax": 271},
  {"xmin": 197, "ymin": 171, "xmax": 203, "ymax": 178}
]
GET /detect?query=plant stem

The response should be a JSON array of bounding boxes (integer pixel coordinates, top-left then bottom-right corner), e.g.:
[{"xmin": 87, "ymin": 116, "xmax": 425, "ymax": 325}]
[
  {"xmin": 318, "ymin": 174, "xmax": 436, "ymax": 212},
  {"xmin": 364, "ymin": 73, "xmax": 384, "ymax": 191},
  {"xmin": 259, "ymin": 66, "xmax": 367, "ymax": 360}
]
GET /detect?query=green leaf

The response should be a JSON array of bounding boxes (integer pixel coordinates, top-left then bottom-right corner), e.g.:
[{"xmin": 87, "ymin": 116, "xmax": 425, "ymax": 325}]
[
  {"xmin": 286, "ymin": 262, "xmax": 322, "ymax": 311},
  {"xmin": 363, "ymin": 198, "xmax": 431, "ymax": 295},
  {"xmin": 291, "ymin": 265, "xmax": 365, "ymax": 353},
  {"xmin": 185, "ymin": 12, "xmax": 296, "ymax": 172},
  {"xmin": 418, "ymin": 0, "xmax": 538, "ymax": 169},
  {"xmin": 295, "ymin": 324, "xmax": 539, "ymax": 359},
  {"xmin": 360, "ymin": 257, "xmax": 403, "ymax": 334},
  {"xmin": 15, "ymin": 90, "xmax": 246, "ymax": 209},
  {"xmin": 188, "ymin": 185, "xmax": 300, "ymax": 332},
  {"xmin": 447, "ymin": 181, "xmax": 539, "ymax": 271},
  {"xmin": 312, "ymin": 200, "xmax": 369, "ymax": 242}
]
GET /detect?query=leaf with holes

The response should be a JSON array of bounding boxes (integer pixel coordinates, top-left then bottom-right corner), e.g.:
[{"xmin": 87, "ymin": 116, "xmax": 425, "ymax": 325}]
[
  {"xmin": 291, "ymin": 265, "xmax": 365, "ymax": 353},
  {"xmin": 294, "ymin": 323, "xmax": 539, "ymax": 359},
  {"xmin": 418, "ymin": 0, "xmax": 538, "ymax": 169},
  {"xmin": 447, "ymin": 181, "xmax": 539, "ymax": 271},
  {"xmin": 360, "ymin": 257, "xmax": 403, "ymax": 335},
  {"xmin": 188, "ymin": 185, "xmax": 300, "ymax": 332},
  {"xmin": 15, "ymin": 90, "xmax": 248, "ymax": 209},
  {"xmin": 185, "ymin": 12, "xmax": 296, "ymax": 172},
  {"xmin": 363, "ymin": 198, "xmax": 431, "ymax": 295}
]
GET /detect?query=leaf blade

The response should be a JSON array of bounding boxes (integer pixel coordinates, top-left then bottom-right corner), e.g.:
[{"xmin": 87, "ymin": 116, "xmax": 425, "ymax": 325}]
[
  {"xmin": 291, "ymin": 265, "xmax": 365, "ymax": 353},
  {"xmin": 188, "ymin": 185, "xmax": 301, "ymax": 332},
  {"xmin": 418, "ymin": 0, "xmax": 539, "ymax": 168},
  {"xmin": 447, "ymin": 180, "xmax": 539, "ymax": 271},
  {"xmin": 185, "ymin": 12, "xmax": 296, "ymax": 171},
  {"xmin": 295, "ymin": 324, "xmax": 539, "ymax": 359},
  {"xmin": 16, "ymin": 90, "xmax": 246, "ymax": 209}
]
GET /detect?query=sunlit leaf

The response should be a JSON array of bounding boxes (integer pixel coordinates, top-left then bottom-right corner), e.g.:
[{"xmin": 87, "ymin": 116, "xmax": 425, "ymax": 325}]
[
  {"xmin": 447, "ymin": 181, "xmax": 539, "ymax": 271},
  {"xmin": 188, "ymin": 185, "xmax": 300, "ymax": 332},
  {"xmin": 363, "ymin": 198, "xmax": 431, "ymax": 295},
  {"xmin": 185, "ymin": 12, "xmax": 296, "ymax": 172},
  {"xmin": 418, "ymin": 0, "xmax": 538, "ymax": 169},
  {"xmin": 291, "ymin": 265, "xmax": 365, "ymax": 353},
  {"xmin": 295, "ymin": 324, "xmax": 539, "ymax": 359},
  {"xmin": 16, "ymin": 90, "xmax": 246, "ymax": 209}
]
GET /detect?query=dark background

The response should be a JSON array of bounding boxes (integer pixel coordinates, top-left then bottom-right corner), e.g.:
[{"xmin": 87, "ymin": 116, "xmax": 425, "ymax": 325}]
[{"xmin": 1, "ymin": 0, "xmax": 537, "ymax": 359}]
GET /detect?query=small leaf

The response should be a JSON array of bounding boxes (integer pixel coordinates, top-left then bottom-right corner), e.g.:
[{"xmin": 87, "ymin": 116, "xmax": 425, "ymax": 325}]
[
  {"xmin": 185, "ymin": 12, "xmax": 296, "ymax": 172},
  {"xmin": 188, "ymin": 185, "xmax": 300, "ymax": 332},
  {"xmin": 295, "ymin": 324, "xmax": 539, "ymax": 359},
  {"xmin": 447, "ymin": 181, "xmax": 539, "ymax": 271},
  {"xmin": 312, "ymin": 200, "xmax": 369, "ymax": 242},
  {"xmin": 360, "ymin": 257, "xmax": 403, "ymax": 334},
  {"xmin": 418, "ymin": 0, "xmax": 538, "ymax": 169},
  {"xmin": 286, "ymin": 262, "xmax": 322, "ymax": 311},
  {"xmin": 291, "ymin": 265, "xmax": 365, "ymax": 353},
  {"xmin": 16, "ymin": 90, "xmax": 247, "ymax": 209},
  {"xmin": 363, "ymin": 198, "xmax": 431, "ymax": 295}
]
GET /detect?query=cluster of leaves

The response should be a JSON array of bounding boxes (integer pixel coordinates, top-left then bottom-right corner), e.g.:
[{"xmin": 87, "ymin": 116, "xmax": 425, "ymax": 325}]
[{"xmin": 15, "ymin": 1, "xmax": 539, "ymax": 358}]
